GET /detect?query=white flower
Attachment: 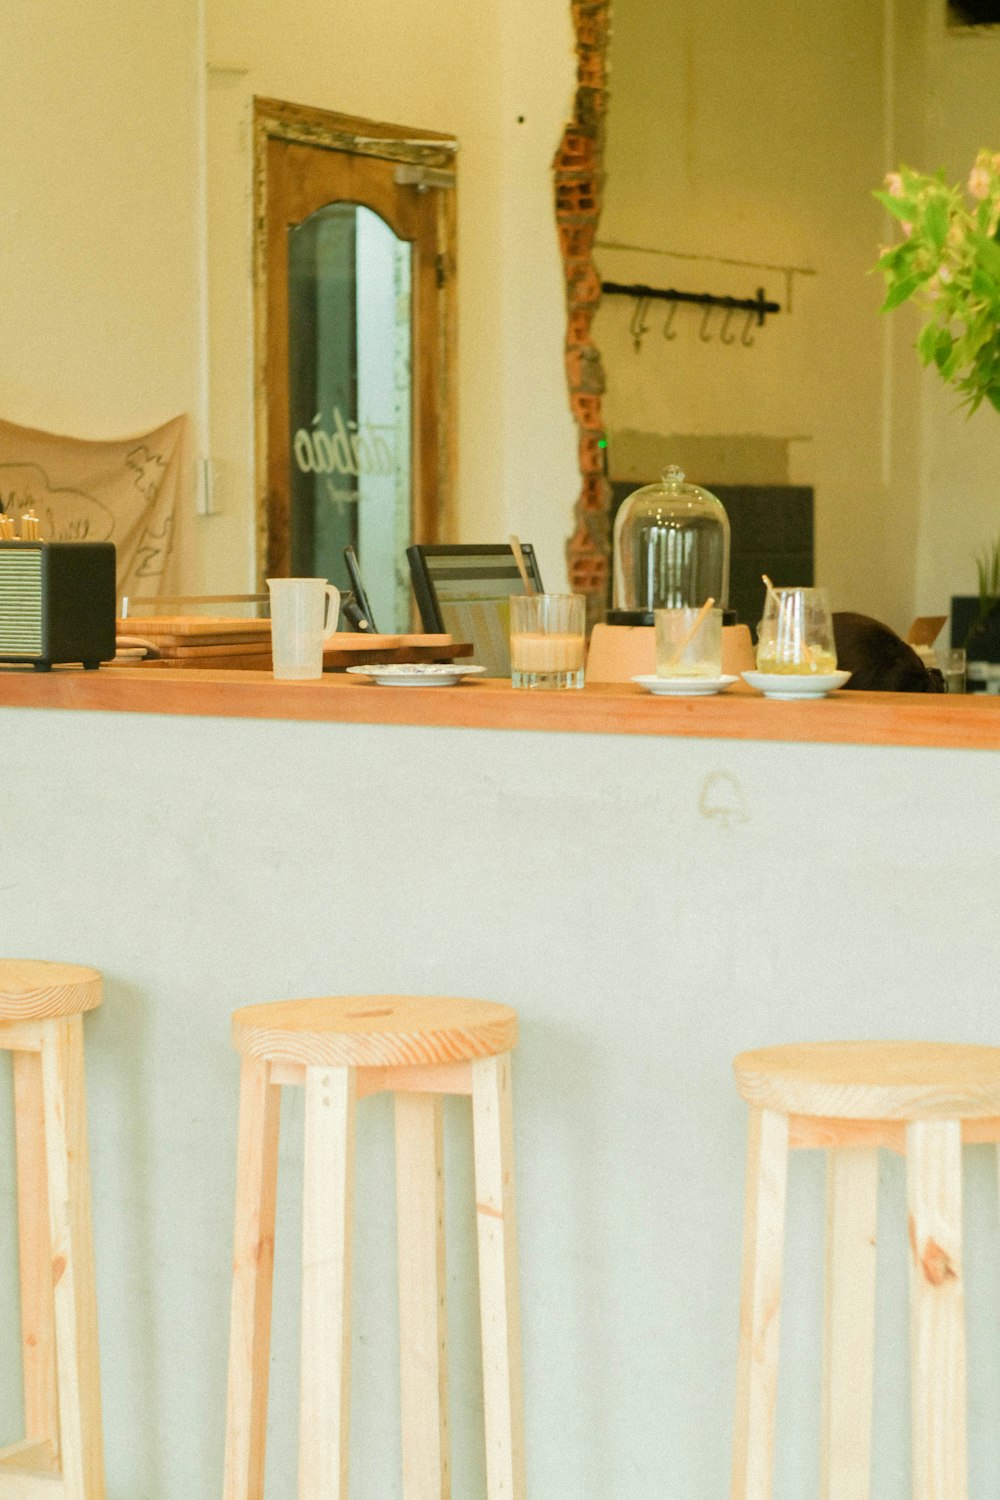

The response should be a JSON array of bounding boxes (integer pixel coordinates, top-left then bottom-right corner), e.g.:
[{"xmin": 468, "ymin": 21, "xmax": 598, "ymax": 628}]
[{"xmin": 968, "ymin": 165, "xmax": 991, "ymax": 200}]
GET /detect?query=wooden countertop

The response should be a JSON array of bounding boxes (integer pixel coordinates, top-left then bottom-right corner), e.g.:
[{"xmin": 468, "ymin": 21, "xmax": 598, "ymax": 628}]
[{"xmin": 0, "ymin": 664, "xmax": 998, "ymax": 749}]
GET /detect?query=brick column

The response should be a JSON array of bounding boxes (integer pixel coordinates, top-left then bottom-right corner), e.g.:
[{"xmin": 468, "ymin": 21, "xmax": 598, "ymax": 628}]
[{"xmin": 553, "ymin": 0, "xmax": 612, "ymax": 628}]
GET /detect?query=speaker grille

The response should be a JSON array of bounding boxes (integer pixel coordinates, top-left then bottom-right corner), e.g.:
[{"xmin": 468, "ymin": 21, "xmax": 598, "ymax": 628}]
[{"xmin": 0, "ymin": 549, "xmax": 43, "ymax": 654}]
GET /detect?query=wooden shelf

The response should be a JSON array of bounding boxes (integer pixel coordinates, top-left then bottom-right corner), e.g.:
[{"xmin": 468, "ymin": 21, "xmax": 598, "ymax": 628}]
[{"xmin": 1, "ymin": 666, "xmax": 999, "ymax": 750}]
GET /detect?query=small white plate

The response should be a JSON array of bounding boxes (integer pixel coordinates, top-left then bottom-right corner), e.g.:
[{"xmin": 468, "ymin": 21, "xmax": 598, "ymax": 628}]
[
  {"xmin": 632, "ymin": 674, "xmax": 738, "ymax": 697},
  {"xmin": 741, "ymin": 669, "xmax": 852, "ymax": 700},
  {"xmin": 345, "ymin": 663, "xmax": 485, "ymax": 687}
]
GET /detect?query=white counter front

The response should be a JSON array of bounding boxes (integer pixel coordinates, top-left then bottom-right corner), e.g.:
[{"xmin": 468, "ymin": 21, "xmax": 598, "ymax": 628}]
[{"xmin": 1, "ymin": 698, "xmax": 999, "ymax": 1499}]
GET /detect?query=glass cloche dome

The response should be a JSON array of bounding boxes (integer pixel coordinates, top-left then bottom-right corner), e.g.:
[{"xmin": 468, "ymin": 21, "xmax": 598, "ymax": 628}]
[{"xmin": 610, "ymin": 465, "xmax": 731, "ymax": 625}]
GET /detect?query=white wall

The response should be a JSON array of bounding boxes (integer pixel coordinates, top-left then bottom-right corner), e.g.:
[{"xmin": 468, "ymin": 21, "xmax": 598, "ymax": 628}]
[
  {"xmin": 0, "ymin": 0, "xmax": 578, "ymax": 596},
  {"xmin": 596, "ymin": 0, "xmax": 1000, "ymax": 634},
  {"xmin": 3, "ymin": 706, "xmax": 1000, "ymax": 1498},
  {"xmin": 0, "ymin": 0, "xmax": 204, "ymax": 585}
]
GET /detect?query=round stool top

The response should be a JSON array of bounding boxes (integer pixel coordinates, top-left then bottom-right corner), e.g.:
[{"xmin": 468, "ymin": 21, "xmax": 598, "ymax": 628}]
[
  {"xmin": 232, "ymin": 994, "xmax": 518, "ymax": 1069},
  {"xmin": 0, "ymin": 960, "xmax": 102, "ymax": 1022},
  {"xmin": 734, "ymin": 1041, "xmax": 1000, "ymax": 1121}
]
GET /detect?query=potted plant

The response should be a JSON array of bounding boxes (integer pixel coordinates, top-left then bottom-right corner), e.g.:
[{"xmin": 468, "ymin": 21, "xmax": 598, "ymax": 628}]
[{"xmin": 874, "ymin": 151, "xmax": 1000, "ymax": 658}]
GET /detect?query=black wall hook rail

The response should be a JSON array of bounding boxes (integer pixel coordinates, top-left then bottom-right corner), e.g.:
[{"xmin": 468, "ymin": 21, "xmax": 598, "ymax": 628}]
[{"xmin": 601, "ymin": 281, "xmax": 781, "ymax": 325}]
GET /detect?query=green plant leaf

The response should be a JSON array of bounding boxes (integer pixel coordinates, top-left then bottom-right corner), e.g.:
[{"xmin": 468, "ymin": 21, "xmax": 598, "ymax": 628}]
[
  {"xmin": 916, "ymin": 322, "xmax": 940, "ymax": 362},
  {"xmin": 880, "ymin": 273, "xmax": 932, "ymax": 312},
  {"xmin": 971, "ymin": 231, "xmax": 1000, "ymax": 279},
  {"xmin": 873, "ymin": 190, "xmax": 918, "ymax": 223},
  {"xmin": 924, "ymin": 196, "xmax": 950, "ymax": 248},
  {"xmin": 933, "ymin": 331, "xmax": 956, "ymax": 370}
]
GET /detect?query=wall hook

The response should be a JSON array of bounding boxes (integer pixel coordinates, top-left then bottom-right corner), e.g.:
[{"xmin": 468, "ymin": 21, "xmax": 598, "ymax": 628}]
[
  {"xmin": 741, "ymin": 309, "xmax": 756, "ymax": 347},
  {"xmin": 719, "ymin": 307, "xmax": 737, "ymax": 345},
  {"xmin": 662, "ymin": 302, "xmax": 678, "ymax": 342},
  {"xmin": 630, "ymin": 296, "xmax": 651, "ymax": 352},
  {"xmin": 699, "ymin": 305, "xmax": 714, "ymax": 343}
]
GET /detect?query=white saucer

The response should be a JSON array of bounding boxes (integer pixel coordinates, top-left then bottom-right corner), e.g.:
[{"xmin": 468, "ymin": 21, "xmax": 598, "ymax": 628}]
[
  {"xmin": 345, "ymin": 663, "xmax": 485, "ymax": 687},
  {"xmin": 741, "ymin": 669, "xmax": 852, "ymax": 700},
  {"xmin": 632, "ymin": 674, "xmax": 738, "ymax": 697}
]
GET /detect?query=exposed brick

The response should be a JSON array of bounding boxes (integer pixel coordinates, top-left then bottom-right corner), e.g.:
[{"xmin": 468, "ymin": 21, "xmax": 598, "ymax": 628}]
[
  {"xmin": 565, "ymin": 260, "xmax": 602, "ymax": 305},
  {"xmin": 556, "ymin": 2, "xmax": 612, "ymax": 622},
  {"xmin": 580, "ymin": 473, "xmax": 609, "ymax": 511},
  {"xmin": 578, "ymin": 431, "xmax": 607, "ymax": 473},
  {"xmin": 557, "ymin": 219, "xmax": 596, "ymax": 259},
  {"xmin": 570, "ymin": 391, "xmax": 603, "ymax": 430},
  {"xmin": 577, "ymin": 52, "xmax": 606, "ymax": 90},
  {"xmin": 567, "ymin": 307, "xmax": 594, "ymax": 344}
]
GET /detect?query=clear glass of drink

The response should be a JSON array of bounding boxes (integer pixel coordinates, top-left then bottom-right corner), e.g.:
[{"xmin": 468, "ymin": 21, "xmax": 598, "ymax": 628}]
[
  {"xmin": 940, "ymin": 647, "xmax": 967, "ymax": 693},
  {"xmin": 654, "ymin": 606, "xmax": 723, "ymax": 678},
  {"xmin": 509, "ymin": 593, "xmax": 585, "ymax": 689},
  {"xmin": 755, "ymin": 587, "xmax": 836, "ymax": 674}
]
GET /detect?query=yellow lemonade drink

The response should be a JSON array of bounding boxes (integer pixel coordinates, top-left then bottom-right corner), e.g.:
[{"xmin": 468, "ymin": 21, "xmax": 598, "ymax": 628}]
[{"xmin": 755, "ymin": 648, "xmax": 838, "ymax": 675}]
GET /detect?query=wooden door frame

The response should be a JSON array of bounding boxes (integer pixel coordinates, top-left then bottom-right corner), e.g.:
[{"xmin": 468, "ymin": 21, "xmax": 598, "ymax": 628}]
[{"xmin": 252, "ymin": 97, "xmax": 458, "ymax": 585}]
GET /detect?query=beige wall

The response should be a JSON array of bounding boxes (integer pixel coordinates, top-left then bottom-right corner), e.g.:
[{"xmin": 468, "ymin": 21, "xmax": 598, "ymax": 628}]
[
  {"xmin": 0, "ymin": 0, "xmax": 578, "ymax": 595},
  {"xmin": 597, "ymin": 0, "xmax": 1000, "ymax": 634}
]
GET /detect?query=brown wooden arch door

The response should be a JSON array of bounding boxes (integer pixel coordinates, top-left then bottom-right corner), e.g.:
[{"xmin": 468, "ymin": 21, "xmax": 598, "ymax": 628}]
[{"xmin": 255, "ymin": 101, "xmax": 456, "ymax": 630}]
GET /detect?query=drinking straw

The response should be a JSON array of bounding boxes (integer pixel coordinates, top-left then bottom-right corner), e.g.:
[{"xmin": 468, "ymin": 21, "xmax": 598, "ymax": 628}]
[
  {"xmin": 761, "ymin": 573, "xmax": 781, "ymax": 608},
  {"xmin": 663, "ymin": 596, "xmax": 715, "ymax": 671},
  {"xmin": 509, "ymin": 535, "xmax": 536, "ymax": 596},
  {"xmin": 761, "ymin": 573, "xmax": 814, "ymax": 665}
]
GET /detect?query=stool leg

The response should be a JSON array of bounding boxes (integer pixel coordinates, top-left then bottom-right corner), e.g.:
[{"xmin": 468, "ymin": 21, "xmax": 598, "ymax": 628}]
[
  {"xmin": 13, "ymin": 1047, "xmax": 59, "ymax": 1469},
  {"xmin": 906, "ymin": 1120, "xmax": 967, "ymax": 1500},
  {"xmin": 299, "ymin": 1066, "xmax": 356, "ymax": 1500},
  {"xmin": 224, "ymin": 1056, "xmax": 282, "ymax": 1500},
  {"xmin": 395, "ymin": 1093, "xmax": 450, "ymax": 1500},
  {"xmin": 471, "ymin": 1052, "xmax": 525, "ymax": 1500},
  {"xmin": 820, "ymin": 1147, "xmax": 878, "ymax": 1500},
  {"xmin": 39, "ymin": 1015, "xmax": 104, "ymax": 1500},
  {"xmin": 731, "ymin": 1106, "xmax": 788, "ymax": 1500}
]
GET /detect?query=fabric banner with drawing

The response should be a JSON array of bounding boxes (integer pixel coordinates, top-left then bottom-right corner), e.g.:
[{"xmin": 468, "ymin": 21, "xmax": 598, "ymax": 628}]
[{"xmin": 0, "ymin": 414, "xmax": 188, "ymax": 599}]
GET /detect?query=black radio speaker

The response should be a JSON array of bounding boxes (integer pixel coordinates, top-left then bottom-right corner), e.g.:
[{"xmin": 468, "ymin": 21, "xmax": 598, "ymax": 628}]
[{"xmin": 0, "ymin": 541, "xmax": 116, "ymax": 670}]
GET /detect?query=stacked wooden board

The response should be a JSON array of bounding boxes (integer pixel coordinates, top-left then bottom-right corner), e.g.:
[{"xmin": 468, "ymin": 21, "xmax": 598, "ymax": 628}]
[{"xmin": 113, "ymin": 618, "xmax": 471, "ymax": 670}]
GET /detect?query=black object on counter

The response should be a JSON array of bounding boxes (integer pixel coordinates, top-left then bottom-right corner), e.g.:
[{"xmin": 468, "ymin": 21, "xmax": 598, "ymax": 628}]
[
  {"xmin": 343, "ymin": 545, "xmax": 378, "ymax": 632},
  {"xmin": 0, "ymin": 541, "xmax": 116, "ymax": 670}
]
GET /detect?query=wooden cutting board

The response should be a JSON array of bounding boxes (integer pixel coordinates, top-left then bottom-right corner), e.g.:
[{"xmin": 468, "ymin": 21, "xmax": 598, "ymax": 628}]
[{"xmin": 114, "ymin": 621, "xmax": 473, "ymax": 670}]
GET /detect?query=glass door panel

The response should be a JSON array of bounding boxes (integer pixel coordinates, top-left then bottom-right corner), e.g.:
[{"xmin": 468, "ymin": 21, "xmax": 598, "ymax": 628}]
[{"xmin": 288, "ymin": 204, "xmax": 412, "ymax": 628}]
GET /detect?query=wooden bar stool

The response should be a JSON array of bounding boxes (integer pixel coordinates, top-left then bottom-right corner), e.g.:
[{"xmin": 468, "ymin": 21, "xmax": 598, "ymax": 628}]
[
  {"xmin": 731, "ymin": 1041, "xmax": 1000, "ymax": 1500},
  {"xmin": 222, "ymin": 994, "xmax": 525, "ymax": 1500},
  {"xmin": 0, "ymin": 959, "xmax": 104, "ymax": 1500}
]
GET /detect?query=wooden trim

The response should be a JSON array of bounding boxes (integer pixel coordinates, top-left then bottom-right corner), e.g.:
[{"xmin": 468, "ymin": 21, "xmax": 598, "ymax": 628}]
[
  {"xmin": 472, "ymin": 1053, "xmax": 526, "ymax": 1500},
  {"xmin": 790, "ymin": 1115, "xmax": 1000, "ymax": 1152},
  {"xmin": 821, "ymin": 1148, "xmax": 878, "ymax": 1500},
  {"xmin": 223, "ymin": 1056, "xmax": 281, "ymax": 1500},
  {"xmin": 254, "ymin": 97, "xmax": 457, "ymax": 166},
  {"xmin": 299, "ymin": 1066, "xmax": 356, "ymax": 1500},
  {"xmin": 906, "ymin": 1119, "xmax": 968, "ymax": 1500},
  {"xmin": 395, "ymin": 1093, "xmax": 450, "ymax": 1499},
  {"xmin": 268, "ymin": 1058, "xmax": 473, "ymax": 1097},
  {"xmin": 732, "ymin": 1106, "xmax": 788, "ymax": 1500},
  {"xmin": 3, "ymin": 669, "xmax": 1000, "ymax": 750},
  {"xmin": 14, "ymin": 1052, "xmax": 60, "ymax": 1459},
  {"xmin": 252, "ymin": 99, "xmax": 456, "ymax": 588}
]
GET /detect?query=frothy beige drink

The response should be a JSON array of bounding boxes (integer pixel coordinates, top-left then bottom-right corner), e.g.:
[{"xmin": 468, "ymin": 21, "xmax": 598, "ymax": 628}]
[
  {"xmin": 508, "ymin": 592, "xmax": 586, "ymax": 690},
  {"xmin": 510, "ymin": 631, "xmax": 586, "ymax": 674}
]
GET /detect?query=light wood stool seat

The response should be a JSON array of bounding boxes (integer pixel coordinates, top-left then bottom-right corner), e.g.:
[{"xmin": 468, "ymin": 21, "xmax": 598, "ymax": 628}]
[
  {"xmin": 0, "ymin": 960, "xmax": 104, "ymax": 1500},
  {"xmin": 732, "ymin": 1040, "xmax": 1000, "ymax": 1500},
  {"xmin": 223, "ymin": 994, "xmax": 525, "ymax": 1500}
]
